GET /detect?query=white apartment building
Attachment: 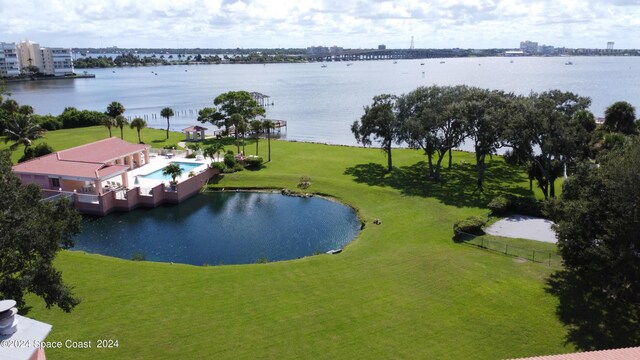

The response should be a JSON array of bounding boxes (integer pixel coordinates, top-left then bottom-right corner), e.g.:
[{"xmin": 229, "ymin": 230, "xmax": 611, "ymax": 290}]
[
  {"xmin": 17, "ymin": 40, "xmax": 45, "ymax": 71},
  {"xmin": 15, "ymin": 40, "xmax": 74, "ymax": 76},
  {"xmin": 0, "ymin": 42, "xmax": 21, "ymax": 77},
  {"xmin": 42, "ymin": 47, "xmax": 74, "ymax": 75}
]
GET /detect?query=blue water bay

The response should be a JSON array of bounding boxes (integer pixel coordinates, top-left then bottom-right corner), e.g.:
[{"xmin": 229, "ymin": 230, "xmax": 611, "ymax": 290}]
[{"xmin": 8, "ymin": 57, "xmax": 640, "ymax": 146}]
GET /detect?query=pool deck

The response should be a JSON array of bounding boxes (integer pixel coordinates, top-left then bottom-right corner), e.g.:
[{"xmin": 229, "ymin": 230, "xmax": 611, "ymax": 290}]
[
  {"xmin": 121, "ymin": 155, "xmax": 209, "ymax": 190},
  {"xmin": 43, "ymin": 151, "xmax": 219, "ymax": 216}
]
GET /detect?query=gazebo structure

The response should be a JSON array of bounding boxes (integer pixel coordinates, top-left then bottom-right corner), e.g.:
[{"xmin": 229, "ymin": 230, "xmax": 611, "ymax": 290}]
[
  {"xmin": 183, "ymin": 125, "xmax": 208, "ymax": 142},
  {"xmin": 250, "ymin": 92, "xmax": 271, "ymax": 106}
]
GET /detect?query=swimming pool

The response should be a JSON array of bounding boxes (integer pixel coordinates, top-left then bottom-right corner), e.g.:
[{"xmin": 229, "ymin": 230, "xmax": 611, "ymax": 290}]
[{"xmin": 141, "ymin": 162, "xmax": 203, "ymax": 180}]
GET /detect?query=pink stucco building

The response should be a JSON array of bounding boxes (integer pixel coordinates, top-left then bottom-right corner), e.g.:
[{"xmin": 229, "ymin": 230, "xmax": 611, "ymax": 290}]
[{"xmin": 12, "ymin": 138, "xmax": 217, "ymax": 215}]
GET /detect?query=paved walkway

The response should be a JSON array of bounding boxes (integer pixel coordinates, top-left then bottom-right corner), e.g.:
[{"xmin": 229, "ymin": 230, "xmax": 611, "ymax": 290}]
[{"xmin": 485, "ymin": 215, "xmax": 557, "ymax": 243}]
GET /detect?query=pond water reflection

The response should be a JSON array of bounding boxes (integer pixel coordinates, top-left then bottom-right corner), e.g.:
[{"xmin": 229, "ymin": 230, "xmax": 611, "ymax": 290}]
[{"xmin": 72, "ymin": 192, "xmax": 360, "ymax": 265}]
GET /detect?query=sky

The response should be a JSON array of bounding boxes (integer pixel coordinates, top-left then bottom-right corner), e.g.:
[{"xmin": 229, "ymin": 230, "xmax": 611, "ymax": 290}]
[{"xmin": 1, "ymin": 0, "xmax": 640, "ymax": 49}]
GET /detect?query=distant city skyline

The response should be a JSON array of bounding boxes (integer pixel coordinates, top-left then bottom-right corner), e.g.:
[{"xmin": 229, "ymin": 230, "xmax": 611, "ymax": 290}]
[{"xmin": 1, "ymin": 0, "xmax": 639, "ymax": 49}]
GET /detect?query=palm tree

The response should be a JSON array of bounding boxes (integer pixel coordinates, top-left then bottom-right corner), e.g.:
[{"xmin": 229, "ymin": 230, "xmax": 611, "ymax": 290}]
[
  {"xmin": 1, "ymin": 99, "xmax": 19, "ymax": 114},
  {"xmin": 162, "ymin": 163, "xmax": 183, "ymax": 185},
  {"xmin": 18, "ymin": 105, "xmax": 33, "ymax": 115},
  {"xmin": 103, "ymin": 117, "xmax": 116, "ymax": 137},
  {"xmin": 130, "ymin": 118, "xmax": 147, "ymax": 143},
  {"xmin": 204, "ymin": 143, "xmax": 225, "ymax": 162},
  {"xmin": 115, "ymin": 115, "xmax": 129, "ymax": 140},
  {"xmin": 229, "ymin": 113, "xmax": 244, "ymax": 153},
  {"xmin": 250, "ymin": 120, "xmax": 262, "ymax": 155},
  {"xmin": 106, "ymin": 101, "xmax": 125, "ymax": 119},
  {"xmin": 604, "ymin": 101, "xmax": 637, "ymax": 135},
  {"xmin": 160, "ymin": 107, "xmax": 174, "ymax": 139},
  {"xmin": 3, "ymin": 114, "xmax": 45, "ymax": 155},
  {"xmin": 263, "ymin": 119, "xmax": 276, "ymax": 162},
  {"xmin": 237, "ymin": 118, "xmax": 248, "ymax": 155}
]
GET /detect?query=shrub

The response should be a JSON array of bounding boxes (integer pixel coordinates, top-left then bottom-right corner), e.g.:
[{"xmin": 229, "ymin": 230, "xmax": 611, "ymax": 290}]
[
  {"xmin": 131, "ymin": 252, "xmax": 146, "ymax": 261},
  {"xmin": 163, "ymin": 144, "xmax": 178, "ymax": 150},
  {"xmin": 33, "ymin": 115, "xmax": 62, "ymax": 130},
  {"xmin": 487, "ymin": 195, "xmax": 510, "ymax": 215},
  {"xmin": 244, "ymin": 156, "xmax": 263, "ymax": 168},
  {"xmin": 487, "ymin": 194, "xmax": 544, "ymax": 217},
  {"xmin": 185, "ymin": 153, "xmax": 196, "ymax": 159},
  {"xmin": 297, "ymin": 176, "xmax": 311, "ymax": 189},
  {"xmin": 511, "ymin": 196, "xmax": 544, "ymax": 217},
  {"xmin": 453, "ymin": 216, "xmax": 486, "ymax": 236},
  {"xmin": 58, "ymin": 107, "xmax": 109, "ymax": 129},
  {"xmin": 19, "ymin": 142, "xmax": 54, "ymax": 163},
  {"xmin": 210, "ymin": 162, "xmax": 225, "ymax": 171},
  {"xmin": 223, "ymin": 153, "xmax": 237, "ymax": 168},
  {"xmin": 232, "ymin": 163, "xmax": 244, "ymax": 172}
]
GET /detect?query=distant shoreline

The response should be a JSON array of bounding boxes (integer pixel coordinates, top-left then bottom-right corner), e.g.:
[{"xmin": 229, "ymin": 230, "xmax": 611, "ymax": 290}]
[{"xmin": 4, "ymin": 74, "xmax": 96, "ymax": 83}]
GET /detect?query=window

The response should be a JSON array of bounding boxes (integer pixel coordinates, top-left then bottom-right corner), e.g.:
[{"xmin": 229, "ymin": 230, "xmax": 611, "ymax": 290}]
[{"xmin": 51, "ymin": 178, "xmax": 60, "ymax": 187}]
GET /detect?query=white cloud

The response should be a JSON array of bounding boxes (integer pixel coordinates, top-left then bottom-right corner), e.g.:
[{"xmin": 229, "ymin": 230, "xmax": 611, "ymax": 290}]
[{"xmin": 0, "ymin": 0, "xmax": 638, "ymax": 48}]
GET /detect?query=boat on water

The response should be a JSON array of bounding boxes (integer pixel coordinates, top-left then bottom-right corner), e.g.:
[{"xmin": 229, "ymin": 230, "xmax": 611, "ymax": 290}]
[
  {"xmin": 440, "ymin": 61, "xmax": 445, "ymax": 64},
  {"xmin": 565, "ymin": 61, "xmax": 574, "ymax": 65},
  {"xmin": 393, "ymin": 61, "xmax": 397, "ymax": 64},
  {"xmin": 346, "ymin": 63, "xmax": 353, "ymax": 66},
  {"xmin": 420, "ymin": 63, "xmax": 425, "ymax": 65},
  {"xmin": 326, "ymin": 249, "xmax": 342, "ymax": 254},
  {"xmin": 321, "ymin": 64, "xmax": 327, "ymax": 68}
]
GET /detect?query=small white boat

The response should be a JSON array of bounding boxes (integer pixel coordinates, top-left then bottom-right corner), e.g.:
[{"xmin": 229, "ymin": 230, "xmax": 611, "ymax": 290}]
[
  {"xmin": 326, "ymin": 249, "xmax": 342, "ymax": 254},
  {"xmin": 321, "ymin": 64, "xmax": 327, "ymax": 68}
]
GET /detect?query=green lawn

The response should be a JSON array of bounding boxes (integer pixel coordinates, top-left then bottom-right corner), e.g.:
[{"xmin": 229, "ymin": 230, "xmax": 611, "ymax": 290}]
[
  {"xmin": 0, "ymin": 125, "xmax": 185, "ymax": 163},
  {"xmin": 20, "ymin": 135, "xmax": 570, "ymax": 359}
]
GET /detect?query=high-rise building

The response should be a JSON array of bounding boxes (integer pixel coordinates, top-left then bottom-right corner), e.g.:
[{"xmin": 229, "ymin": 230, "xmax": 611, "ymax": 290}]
[
  {"xmin": 41, "ymin": 47, "xmax": 74, "ymax": 75},
  {"xmin": 15, "ymin": 40, "xmax": 73, "ymax": 76},
  {"xmin": 607, "ymin": 41, "xmax": 614, "ymax": 50},
  {"xmin": 17, "ymin": 40, "xmax": 45, "ymax": 71},
  {"xmin": 0, "ymin": 42, "xmax": 21, "ymax": 77},
  {"xmin": 519, "ymin": 40, "xmax": 539, "ymax": 54}
]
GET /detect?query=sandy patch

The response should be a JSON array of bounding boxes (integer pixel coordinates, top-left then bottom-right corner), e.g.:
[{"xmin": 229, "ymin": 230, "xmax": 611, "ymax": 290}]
[{"xmin": 485, "ymin": 215, "xmax": 557, "ymax": 243}]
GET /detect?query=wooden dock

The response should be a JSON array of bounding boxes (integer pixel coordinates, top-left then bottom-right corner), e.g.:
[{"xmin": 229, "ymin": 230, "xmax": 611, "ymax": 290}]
[{"xmin": 211, "ymin": 120, "xmax": 287, "ymax": 138}]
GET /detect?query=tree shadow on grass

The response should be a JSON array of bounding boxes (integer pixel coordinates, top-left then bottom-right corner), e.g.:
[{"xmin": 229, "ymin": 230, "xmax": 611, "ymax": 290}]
[
  {"xmin": 546, "ymin": 270, "xmax": 640, "ymax": 351},
  {"xmin": 344, "ymin": 160, "xmax": 532, "ymax": 208}
]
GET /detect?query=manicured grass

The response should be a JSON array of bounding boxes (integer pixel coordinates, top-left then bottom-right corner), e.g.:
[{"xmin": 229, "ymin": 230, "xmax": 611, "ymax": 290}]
[
  {"xmin": 0, "ymin": 126, "xmax": 185, "ymax": 163},
  {"xmin": 23, "ymin": 137, "xmax": 571, "ymax": 359},
  {"xmin": 464, "ymin": 234, "xmax": 563, "ymax": 268}
]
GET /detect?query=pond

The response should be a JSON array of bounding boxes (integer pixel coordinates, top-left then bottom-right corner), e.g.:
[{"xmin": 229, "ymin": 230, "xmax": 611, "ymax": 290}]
[{"xmin": 72, "ymin": 192, "xmax": 360, "ymax": 265}]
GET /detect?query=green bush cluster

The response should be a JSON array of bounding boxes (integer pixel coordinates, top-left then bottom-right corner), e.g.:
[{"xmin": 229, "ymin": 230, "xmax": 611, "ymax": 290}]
[
  {"xmin": 453, "ymin": 216, "xmax": 486, "ymax": 237},
  {"xmin": 487, "ymin": 194, "xmax": 544, "ymax": 217},
  {"xmin": 243, "ymin": 156, "xmax": 263, "ymax": 168},
  {"xmin": 223, "ymin": 153, "xmax": 237, "ymax": 168},
  {"xmin": 18, "ymin": 142, "xmax": 54, "ymax": 163},
  {"xmin": 58, "ymin": 107, "xmax": 110, "ymax": 129},
  {"xmin": 210, "ymin": 162, "xmax": 225, "ymax": 171}
]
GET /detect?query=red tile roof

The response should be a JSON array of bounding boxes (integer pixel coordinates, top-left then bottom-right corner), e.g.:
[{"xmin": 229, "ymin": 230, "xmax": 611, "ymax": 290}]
[
  {"xmin": 57, "ymin": 137, "xmax": 149, "ymax": 163},
  {"xmin": 12, "ymin": 138, "xmax": 147, "ymax": 180},
  {"xmin": 510, "ymin": 347, "xmax": 640, "ymax": 360}
]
